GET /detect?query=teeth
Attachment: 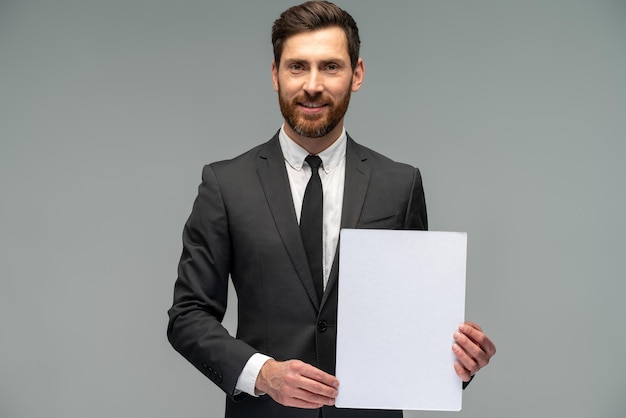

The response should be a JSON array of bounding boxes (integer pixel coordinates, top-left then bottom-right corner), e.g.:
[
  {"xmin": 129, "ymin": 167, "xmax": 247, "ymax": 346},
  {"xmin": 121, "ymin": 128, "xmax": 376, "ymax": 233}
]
[{"xmin": 302, "ymin": 103, "xmax": 324, "ymax": 108}]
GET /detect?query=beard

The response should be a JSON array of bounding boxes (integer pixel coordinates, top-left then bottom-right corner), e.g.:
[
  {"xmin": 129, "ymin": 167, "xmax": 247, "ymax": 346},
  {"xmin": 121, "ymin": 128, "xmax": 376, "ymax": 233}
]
[{"xmin": 277, "ymin": 83, "xmax": 352, "ymax": 139}]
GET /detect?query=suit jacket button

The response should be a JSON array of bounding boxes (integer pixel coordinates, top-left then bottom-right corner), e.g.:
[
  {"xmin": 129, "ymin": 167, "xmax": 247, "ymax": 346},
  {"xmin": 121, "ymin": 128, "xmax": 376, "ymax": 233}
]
[{"xmin": 317, "ymin": 320, "xmax": 327, "ymax": 332}]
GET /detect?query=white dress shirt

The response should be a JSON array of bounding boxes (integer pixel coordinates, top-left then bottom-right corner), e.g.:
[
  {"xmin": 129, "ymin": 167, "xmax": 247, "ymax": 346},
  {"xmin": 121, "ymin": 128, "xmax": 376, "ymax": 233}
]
[{"xmin": 234, "ymin": 126, "xmax": 347, "ymax": 396}]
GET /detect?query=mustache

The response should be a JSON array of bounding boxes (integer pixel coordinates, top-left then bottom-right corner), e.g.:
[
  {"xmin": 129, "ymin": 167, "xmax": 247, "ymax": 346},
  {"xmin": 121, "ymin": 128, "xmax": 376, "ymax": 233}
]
[{"xmin": 295, "ymin": 92, "xmax": 328, "ymax": 106}]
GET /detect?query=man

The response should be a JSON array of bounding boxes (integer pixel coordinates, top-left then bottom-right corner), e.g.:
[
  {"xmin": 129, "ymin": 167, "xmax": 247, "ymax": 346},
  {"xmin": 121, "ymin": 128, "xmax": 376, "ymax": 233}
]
[{"xmin": 167, "ymin": 1, "xmax": 496, "ymax": 417}]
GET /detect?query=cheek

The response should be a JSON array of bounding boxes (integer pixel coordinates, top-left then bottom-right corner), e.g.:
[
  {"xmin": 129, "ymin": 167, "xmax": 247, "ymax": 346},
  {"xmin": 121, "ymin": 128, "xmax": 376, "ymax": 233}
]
[
  {"xmin": 276, "ymin": 77, "xmax": 296, "ymax": 95},
  {"xmin": 328, "ymin": 81, "xmax": 353, "ymax": 98}
]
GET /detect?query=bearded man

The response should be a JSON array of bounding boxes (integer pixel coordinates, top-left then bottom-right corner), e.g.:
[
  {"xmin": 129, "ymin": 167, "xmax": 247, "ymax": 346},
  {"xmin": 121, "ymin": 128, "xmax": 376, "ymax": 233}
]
[{"xmin": 167, "ymin": 2, "xmax": 496, "ymax": 417}]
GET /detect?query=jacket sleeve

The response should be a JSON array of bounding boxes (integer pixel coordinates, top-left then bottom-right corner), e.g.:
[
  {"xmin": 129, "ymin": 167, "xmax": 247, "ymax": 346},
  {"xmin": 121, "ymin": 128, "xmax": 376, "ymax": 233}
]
[
  {"xmin": 167, "ymin": 164, "xmax": 257, "ymax": 397},
  {"xmin": 403, "ymin": 167, "xmax": 428, "ymax": 231}
]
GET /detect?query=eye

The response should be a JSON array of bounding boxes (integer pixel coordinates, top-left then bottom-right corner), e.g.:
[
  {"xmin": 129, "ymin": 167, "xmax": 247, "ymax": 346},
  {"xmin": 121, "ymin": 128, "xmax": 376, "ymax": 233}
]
[
  {"xmin": 288, "ymin": 63, "xmax": 305, "ymax": 73},
  {"xmin": 325, "ymin": 63, "xmax": 339, "ymax": 73}
]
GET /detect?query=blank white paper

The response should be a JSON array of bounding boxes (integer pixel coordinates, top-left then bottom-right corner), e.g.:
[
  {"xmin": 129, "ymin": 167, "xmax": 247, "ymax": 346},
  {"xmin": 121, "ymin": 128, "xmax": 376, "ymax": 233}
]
[{"xmin": 335, "ymin": 229, "xmax": 467, "ymax": 411}]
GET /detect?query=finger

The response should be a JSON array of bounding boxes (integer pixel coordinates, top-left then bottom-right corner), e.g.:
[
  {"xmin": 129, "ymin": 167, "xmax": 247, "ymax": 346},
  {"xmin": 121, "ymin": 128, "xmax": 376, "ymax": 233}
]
[
  {"xmin": 463, "ymin": 321, "xmax": 482, "ymax": 332},
  {"xmin": 259, "ymin": 360, "xmax": 340, "ymax": 408},
  {"xmin": 291, "ymin": 385, "xmax": 336, "ymax": 407},
  {"xmin": 452, "ymin": 342, "xmax": 480, "ymax": 376},
  {"xmin": 453, "ymin": 360, "xmax": 473, "ymax": 382},
  {"xmin": 459, "ymin": 323, "xmax": 496, "ymax": 357},
  {"xmin": 454, "ymin": 331, "xmax": 486, "ymax": 365},
  {"xmin": 276, "ymin": 393, "xmax": 326, "ymax": 409},
  {"xmin": 299, "ymin": 363, "xmax": 340, "ymax": 389},
  {"xmin": 271, "ymin": 374, "xmax": 333, "ymax": 408},
  {"xmin": 285, "ymin": 362, "xmax": 338, "ymax": 402},
  {"xmin": 295, "ymin": 363, "xmax": 339, "ymax": 398},
  {"xmin": 268, "ymin": 383, "xmax": 327, "ymax": 409},
  {"xmin": 300, "ymin": 376, "xmax": 339, "ymax": 400}
]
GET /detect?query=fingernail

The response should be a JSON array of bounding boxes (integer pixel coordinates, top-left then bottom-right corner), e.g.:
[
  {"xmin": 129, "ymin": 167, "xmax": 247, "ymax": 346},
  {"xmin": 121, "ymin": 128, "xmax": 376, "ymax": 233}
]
[{"xmin": 454, "ymin": 332, "xmax": 462, "ymax": 339}]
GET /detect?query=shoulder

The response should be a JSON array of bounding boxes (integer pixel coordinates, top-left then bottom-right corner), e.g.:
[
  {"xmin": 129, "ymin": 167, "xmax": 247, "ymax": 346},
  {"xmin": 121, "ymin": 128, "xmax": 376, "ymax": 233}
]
[
  {"xmin": 201, "ymin": 134, "xmax": 280, "ymax": 178},
  {"xmin": 347, "ymin": 135, "xmax": 419, "ymax": 177}
]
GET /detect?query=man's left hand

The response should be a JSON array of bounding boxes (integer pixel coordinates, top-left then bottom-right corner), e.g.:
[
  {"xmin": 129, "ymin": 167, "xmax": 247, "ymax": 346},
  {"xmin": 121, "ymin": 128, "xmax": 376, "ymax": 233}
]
[{"xmin": 452, "ymin": 321, "xmax": 496, "ymax": 382}]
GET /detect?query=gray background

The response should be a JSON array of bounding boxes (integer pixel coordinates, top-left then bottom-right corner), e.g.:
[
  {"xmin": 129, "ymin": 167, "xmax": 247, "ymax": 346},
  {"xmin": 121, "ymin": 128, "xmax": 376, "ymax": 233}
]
[{"xmin": 1, "ymin": 0, "xmax": 624, "ymax": 417}]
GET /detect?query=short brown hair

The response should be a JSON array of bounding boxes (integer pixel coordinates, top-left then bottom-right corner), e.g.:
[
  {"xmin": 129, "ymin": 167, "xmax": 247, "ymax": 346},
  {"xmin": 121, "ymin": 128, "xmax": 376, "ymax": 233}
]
[{"xmin": 272, "ymin": 1, "xmax": 361, "ymax": 70}]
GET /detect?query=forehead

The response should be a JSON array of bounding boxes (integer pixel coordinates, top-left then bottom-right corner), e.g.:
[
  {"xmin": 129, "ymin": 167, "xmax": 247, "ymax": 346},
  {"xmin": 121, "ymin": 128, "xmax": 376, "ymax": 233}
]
[{"xmin": 280, "ymin": 26, "xmax": 349, "ymax": 62}]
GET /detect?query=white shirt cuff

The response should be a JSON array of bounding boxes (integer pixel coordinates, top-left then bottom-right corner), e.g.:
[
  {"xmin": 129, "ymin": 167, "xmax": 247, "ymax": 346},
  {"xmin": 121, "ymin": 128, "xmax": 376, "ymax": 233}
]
[{"xmin": 235, "ymin": 353, "xmax": 272, "ymax": 397}]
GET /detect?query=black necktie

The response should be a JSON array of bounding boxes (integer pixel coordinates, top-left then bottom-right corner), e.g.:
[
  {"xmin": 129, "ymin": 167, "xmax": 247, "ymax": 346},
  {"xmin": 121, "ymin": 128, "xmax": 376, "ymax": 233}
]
[{"xmin": 300, "ymin": 155, "xmax": 324, "ymax": 302}]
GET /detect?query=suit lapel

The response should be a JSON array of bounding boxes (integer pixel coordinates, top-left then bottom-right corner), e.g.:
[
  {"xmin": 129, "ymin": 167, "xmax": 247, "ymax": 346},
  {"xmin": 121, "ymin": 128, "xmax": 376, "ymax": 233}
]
[
  {"xmin": 321, "ymin": 137, "xmax": 370, "ymax": 307},
  {"xmin": 339, "ymin": 137, "xmax": 371, "ymax": 230},
  {"xmin": 256, "ymin": 135, "xmax": 320, "ymax": 310}
]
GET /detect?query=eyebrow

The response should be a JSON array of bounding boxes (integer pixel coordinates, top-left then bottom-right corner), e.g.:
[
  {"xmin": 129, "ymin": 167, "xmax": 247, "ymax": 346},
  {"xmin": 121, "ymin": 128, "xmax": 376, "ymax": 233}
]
[{"xmin": 283, "ymin": 57, "xmax": 348, "ymax": 67}]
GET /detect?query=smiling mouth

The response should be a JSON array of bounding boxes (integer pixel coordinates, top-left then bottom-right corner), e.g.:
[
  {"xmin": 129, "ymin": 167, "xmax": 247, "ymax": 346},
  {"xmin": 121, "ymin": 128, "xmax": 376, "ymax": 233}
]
[
  {"xmin": 298, "ymin": 101, "xmax": 328, "ymax": 116},
  {"xmin": 299, "ymin": 102, "xmax": 327, "ymax": 109}
]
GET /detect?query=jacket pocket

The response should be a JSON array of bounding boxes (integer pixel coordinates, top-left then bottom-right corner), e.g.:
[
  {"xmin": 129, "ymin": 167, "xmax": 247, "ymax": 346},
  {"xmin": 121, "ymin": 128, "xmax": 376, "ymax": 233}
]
[{"xmin": 356, "ymin": 213, "xmax": 400, "ymax": 229}]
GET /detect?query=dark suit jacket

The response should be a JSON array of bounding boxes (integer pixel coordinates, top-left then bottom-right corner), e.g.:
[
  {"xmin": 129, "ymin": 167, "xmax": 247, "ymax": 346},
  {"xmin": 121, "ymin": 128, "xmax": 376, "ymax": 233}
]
[{"xmin": 167, "ymin": 133, "xmax": 428, "ymax": 418}]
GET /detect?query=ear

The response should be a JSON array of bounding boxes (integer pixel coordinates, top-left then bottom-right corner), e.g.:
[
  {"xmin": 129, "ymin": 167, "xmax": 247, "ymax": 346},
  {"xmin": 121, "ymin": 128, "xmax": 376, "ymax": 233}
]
[
  {"xmin": 351, "ymin": 57, "xmax": 365, "ymax": 92},
  {"xmin": 271, "ymin": 61, "xmax": 279, "ymax": 92}
]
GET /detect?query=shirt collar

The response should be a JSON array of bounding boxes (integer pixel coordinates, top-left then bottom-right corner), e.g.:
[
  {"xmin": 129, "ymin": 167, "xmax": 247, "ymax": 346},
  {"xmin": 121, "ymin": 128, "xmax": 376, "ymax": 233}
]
[{"xmin": 278, "ymin": 124, "xmax": 347, "ymax": 174}]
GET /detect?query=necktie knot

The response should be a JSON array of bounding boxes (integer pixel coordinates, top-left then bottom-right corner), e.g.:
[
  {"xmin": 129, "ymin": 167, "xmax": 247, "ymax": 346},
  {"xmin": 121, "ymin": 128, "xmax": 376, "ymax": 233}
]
[{"xmin": 305, "ymin": 155, "xmax": 322, "ymax": 172}]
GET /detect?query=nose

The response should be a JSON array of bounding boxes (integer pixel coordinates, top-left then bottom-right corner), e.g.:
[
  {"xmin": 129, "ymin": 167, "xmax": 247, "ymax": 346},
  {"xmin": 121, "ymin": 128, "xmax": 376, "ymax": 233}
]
[{"xmin": 303, "ymin": 69, "xmax": 324, "ymax": 96}]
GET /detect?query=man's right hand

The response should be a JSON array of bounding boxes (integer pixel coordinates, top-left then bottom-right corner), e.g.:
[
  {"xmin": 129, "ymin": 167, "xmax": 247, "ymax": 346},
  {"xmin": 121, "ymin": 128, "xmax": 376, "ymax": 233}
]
[{"xmin": 255, "ymin": 359, "xmax": 339, "ymax": 409}]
